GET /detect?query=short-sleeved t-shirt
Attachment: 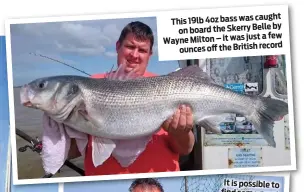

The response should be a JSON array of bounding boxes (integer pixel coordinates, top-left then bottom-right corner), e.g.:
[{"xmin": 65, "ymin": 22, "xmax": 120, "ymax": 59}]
[{"xmin": 84, "ymin": 71, "xmax": 180, "ymax": 175}]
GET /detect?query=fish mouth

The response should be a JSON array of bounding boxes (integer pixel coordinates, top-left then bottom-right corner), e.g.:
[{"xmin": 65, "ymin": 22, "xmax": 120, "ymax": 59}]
[
  {"xmin": 20, "ymin": 84, "xmax": 35, "ymax": 108},
  {"xmin": 22, "ymin": 101, "xmax": 33, "ymax": 107}
]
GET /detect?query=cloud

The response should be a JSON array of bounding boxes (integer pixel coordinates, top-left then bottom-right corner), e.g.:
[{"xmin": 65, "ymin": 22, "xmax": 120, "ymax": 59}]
[
  {"xmin": 55, "ymin": 40, "xmax": 106, "ymax": 55},
  {"xmin": 104, "ymin": 51, "xmax": 117, "ymax": 57},
  {"xmin": 57, "ymin": 23, "xmax": 111, "ymax": 52},
  {"xmin": 9, "ymin": 17, "xmax": 159, "ymax": 85},
  {"xmin": 10, "ymin": 17, "xmax": 158, "ymax": 60},
  {"xmin": 102, "ymin": 23, "xmax": 121, "ymax": 43}
]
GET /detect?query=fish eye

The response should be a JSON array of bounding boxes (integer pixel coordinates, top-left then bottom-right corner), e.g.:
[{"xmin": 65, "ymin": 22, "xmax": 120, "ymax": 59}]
[{"xmin": 38, "ymin": 80, "xmax": 47, "ymax": 89}]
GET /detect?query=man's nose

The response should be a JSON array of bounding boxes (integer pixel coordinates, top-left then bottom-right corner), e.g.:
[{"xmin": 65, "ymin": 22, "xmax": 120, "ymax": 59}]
[{"xmin": 130, "ymin": 49, "xmax": 139, "ymax": 58}]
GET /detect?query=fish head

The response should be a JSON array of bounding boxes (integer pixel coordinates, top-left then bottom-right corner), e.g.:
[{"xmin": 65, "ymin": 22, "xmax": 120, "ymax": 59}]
[{"xmin": 20, "ymin": 76, "xmax": 81, "ymax": 118}]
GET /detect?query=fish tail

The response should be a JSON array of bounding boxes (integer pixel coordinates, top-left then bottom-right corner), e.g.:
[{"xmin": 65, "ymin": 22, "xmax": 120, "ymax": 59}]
[{"xmin": 248, "ymin": 97, "xmax": 288, "ymax": 147}]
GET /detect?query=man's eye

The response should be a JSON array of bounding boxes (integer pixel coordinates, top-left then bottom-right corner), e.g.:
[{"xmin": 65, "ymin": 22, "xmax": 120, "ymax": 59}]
[{"xmin": 139, "ymin": 49, "xmax": 148, "ymax": 53}]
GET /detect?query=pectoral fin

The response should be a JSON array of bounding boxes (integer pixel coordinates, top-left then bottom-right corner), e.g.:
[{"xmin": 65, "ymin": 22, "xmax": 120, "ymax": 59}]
[
  {"xmin": 111, "ymin": 136, "xmax": 152, "ymax": 167},
  {"xmin": 91, "ymin": 136, "xmax": 152, "ymax": 168},
  {"xmin": 92, "ymin": 136, "xmax": 116, "ymax": 167}
]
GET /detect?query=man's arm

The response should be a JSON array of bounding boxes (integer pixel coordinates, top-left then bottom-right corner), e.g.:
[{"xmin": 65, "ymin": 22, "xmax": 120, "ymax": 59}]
[{"xmin": 162, "ymin": 105, "xmax": 195, "ymax": 155}]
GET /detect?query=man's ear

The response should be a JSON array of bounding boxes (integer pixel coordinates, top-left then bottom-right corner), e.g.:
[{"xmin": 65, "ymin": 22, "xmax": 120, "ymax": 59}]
[
  {"xmin": 116, "ymin": 41, "xmax": 121, "ymax": 52},
  {"xmin": 149, "ymin": 47, "xmax": 153, "ymax": 56}
]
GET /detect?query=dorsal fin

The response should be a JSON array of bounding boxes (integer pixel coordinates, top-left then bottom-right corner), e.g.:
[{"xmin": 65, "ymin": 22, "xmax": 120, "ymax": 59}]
[{"xmin": 168, "ymin": 65, "xmax": 212, "ymax": 82}]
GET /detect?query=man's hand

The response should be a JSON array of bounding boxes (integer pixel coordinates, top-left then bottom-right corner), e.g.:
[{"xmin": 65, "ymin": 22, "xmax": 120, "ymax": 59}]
[
  {"xmin": 162, "ymin": 105, "xmax": 193, "ymax": 135},
  {"xmin": 161, "ymin": 104, "xmax": 195, "ymax": 155}
]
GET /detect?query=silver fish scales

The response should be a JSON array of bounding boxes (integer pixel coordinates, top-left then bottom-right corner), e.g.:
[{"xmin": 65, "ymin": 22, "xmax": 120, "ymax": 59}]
[{"xmin": 19, "ymin": 64, "xmax": 289, "ymax": 173}]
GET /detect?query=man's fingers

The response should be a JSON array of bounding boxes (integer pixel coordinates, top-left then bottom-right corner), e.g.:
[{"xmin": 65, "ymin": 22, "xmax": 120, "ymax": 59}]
[
  {"xmin": 163, "ymin": 105, "xmax": 193, "ymax": 134},
  {"xmin": 178, "ymin": 105, "xmax": 187, "ymax": 130},
  {"xmin": 185, "ymin": 106, "xmax": 193, "ymax": 131},
  {"xmin": 171, "ymin": 109, "xmax": 181, "ymax": 130},
  {"xmin": 162, "ymin": 118, "xmax": 172, "ymax": 132}
]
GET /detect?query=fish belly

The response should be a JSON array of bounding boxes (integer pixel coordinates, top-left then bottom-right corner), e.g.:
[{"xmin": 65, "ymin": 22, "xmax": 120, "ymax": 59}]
[{"xmin": 86, "ymin": 100, "xmax": 178, "ymax": 139}]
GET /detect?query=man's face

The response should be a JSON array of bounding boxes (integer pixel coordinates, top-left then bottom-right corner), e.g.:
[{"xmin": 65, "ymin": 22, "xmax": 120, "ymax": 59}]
[
  {"xmin": 132, "ymin": 185, "xmax": 161, "ymax": 192},
  {"xmin": 116, "ymin": 32, "xmax": 153, "ymax": 76}
]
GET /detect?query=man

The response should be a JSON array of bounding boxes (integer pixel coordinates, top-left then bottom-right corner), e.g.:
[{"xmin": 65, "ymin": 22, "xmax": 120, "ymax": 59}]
[
  {"xmin": 67, "ymin": 21, "xmax": 195, "ymax": 175},
  {"xmin": 129, "ymin": 178, "xmax": 164, "ymax": 192}
]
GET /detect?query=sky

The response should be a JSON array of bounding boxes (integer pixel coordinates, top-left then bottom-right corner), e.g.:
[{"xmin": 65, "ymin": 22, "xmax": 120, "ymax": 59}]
[{"xmin": 9, "ymin": 17, "xmax": 180, "ymax": 87}]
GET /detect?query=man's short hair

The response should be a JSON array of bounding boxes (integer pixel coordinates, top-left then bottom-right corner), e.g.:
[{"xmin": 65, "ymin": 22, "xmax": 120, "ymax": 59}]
[
  {"xmin": 129, "ymin": 178, "xmax": 164, "ymax": 192},
  {"xmin": 118, "ymin": 21, "xmax": 154, "ymax": 51}
]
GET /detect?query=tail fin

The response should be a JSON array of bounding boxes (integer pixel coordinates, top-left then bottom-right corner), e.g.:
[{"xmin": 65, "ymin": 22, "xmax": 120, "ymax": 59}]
[{"xmin": 249, "ymin": 97, "xmax": 289, "ymax": 147}]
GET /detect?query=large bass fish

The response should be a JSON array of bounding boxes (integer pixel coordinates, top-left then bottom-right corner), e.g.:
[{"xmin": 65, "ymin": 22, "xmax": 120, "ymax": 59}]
[{"xmin": 19, "ymin": 64, "xmax": 288, "ymax": 174}]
